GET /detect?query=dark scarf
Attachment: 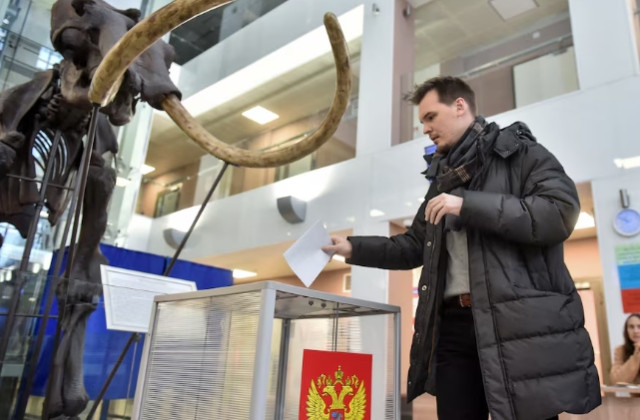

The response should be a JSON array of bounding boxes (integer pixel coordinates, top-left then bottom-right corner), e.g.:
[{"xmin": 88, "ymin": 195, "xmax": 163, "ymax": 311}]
[
  {"xmin": 423, "ymin": 116, "xmax": 498, "ymax": 192},
  {"xmin": 422, "ymin": 116, "xmax": 498, "ymax": 230}
]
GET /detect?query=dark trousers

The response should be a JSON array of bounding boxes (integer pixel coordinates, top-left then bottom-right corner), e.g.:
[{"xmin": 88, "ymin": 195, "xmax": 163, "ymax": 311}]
[{"xmin": 435, "ymin": 304, "xmax": 559, "ymax": 420}]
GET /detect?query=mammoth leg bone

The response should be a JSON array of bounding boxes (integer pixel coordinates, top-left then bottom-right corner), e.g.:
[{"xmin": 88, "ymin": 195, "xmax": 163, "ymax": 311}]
[
  {"xmin": 62, "ymin": 302, "xmax": 96, "ymax": 416},
  {"xmin": 46, "ymin": 302, "xmax": 95, "ymax": 418},
  {"xmin": 68, "ymin": 162, "xmax": 115, "ymax": 291},
  {"xmin": 46, "ymin": 161, "xmax": 115, "ymax": 418}
]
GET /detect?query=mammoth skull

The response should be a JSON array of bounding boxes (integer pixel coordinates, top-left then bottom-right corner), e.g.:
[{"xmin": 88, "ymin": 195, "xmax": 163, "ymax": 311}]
[{"xmin": 51, "ymin": 0, "xmax": 181, "ymax": 126}]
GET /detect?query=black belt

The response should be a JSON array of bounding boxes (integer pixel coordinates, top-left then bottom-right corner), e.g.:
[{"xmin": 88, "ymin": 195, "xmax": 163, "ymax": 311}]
[{"xmin": 443, "ymin": 293, "xmax": 471, "ymax": 308}]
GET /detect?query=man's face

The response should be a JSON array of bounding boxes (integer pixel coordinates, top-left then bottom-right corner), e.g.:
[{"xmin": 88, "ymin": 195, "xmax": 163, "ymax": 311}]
[
  {"xmin": 627, "ymin": 316, "xmax": 640, "ymax": 344},
  {"xmin": 418, "ymin": 90, "xmax": 471, "ymax": 154}
]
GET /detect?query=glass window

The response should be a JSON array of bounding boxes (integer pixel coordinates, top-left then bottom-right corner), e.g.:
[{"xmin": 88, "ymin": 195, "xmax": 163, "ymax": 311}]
[
  {"xmin": 168, "ymin": 0, "xmax": 290, "ymax": 64},
  {"xmin": 35, "ymin": 47, "xmax": 62, "ymax": 70}
]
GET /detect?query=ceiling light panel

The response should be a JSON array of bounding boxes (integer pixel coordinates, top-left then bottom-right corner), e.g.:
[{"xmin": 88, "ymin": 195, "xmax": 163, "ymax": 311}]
[
  {"xmin": 614, "ymin": 155, "xmax": 640, "ymax": 169},
  {"xmin": 242, "ymin": 106, "xmax": 279, "ymax": 125},
  {"xmin": 141, "ymin": 164, "xmax": 156, "ymax": 175},
  {"xmin": 489, "ymin": 0, "xmax": 538, "ymax": 20},
  {"xmin": 232, "ymin": 269, "xmax": 257, "ymax": 279},
  {"xmin": 574, "ymin": 211, "xmax": 595, "ymax": 230}
]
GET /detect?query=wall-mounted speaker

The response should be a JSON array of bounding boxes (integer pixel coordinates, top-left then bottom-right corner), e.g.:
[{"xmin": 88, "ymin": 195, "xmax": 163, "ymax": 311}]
[{"xmin": 277, "ymin": 196, "xmax": 306, "ymax": 224}]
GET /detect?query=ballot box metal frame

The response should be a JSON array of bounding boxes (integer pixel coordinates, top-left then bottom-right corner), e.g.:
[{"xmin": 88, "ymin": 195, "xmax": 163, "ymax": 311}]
[{"xmin": 131, "ymin": 281, "xmax": 401, "ymax": 419}]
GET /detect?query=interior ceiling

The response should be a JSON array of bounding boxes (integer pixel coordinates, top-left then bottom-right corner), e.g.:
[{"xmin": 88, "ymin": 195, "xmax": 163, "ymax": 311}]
[{"xmin": 413, "ymin": 0, "xmax": 569, "ymax": 70}]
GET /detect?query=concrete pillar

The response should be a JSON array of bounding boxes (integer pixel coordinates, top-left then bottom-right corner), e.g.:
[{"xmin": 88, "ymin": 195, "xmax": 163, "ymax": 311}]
[
  {"xmin": 356, "ymin": 0, "xmax": 415, "ymax": 156},
  {"xmin": 107, "ymin": 103, "xmax": 155, "ymax": 247},
  {"xmin": 350, "ymin": 0, "xmax": 415, "ymax": 301}
]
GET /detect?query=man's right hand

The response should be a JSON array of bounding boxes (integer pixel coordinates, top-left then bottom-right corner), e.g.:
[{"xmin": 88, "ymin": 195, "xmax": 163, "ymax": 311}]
[{"xmin": 322, "ymin": 236, "xmax": 352, "ymax": 259}]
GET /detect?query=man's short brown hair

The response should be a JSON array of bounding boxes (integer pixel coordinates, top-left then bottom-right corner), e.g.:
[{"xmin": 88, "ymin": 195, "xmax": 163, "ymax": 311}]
[{"xmin": 406, "ymin": 76, "xmax": 477, "ymax": 115}]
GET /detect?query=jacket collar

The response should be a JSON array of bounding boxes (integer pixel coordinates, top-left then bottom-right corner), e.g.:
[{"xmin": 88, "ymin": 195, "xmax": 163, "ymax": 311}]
[
  {"xmin": 493, "ymin": 121, "xmax": 535, "ymax": 159},
  {"xmin": 422, "ymin": 120, "xmax": 534, "ymax": 174}
]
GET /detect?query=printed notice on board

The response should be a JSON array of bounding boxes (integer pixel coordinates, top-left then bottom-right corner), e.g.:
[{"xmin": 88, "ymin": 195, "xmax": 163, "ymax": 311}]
[
  {"xmin": 616, "ymin": 244, "xmax": 640, "ymax": 313},
  {"xmin": 100, "ymin": 265, "xmax": 197, "ymax": 333}
]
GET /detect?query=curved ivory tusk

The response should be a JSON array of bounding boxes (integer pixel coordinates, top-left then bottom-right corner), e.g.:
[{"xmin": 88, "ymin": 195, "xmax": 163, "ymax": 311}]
[
  {"xmin": 89, "ymin": 0, "xmax": 234, "ymax": 106},
  {"xmin": 161, "ymin": 12, "xmax": 352, "ymax": 168},
  {"xmin": 89, "ymin": 0, "xmax": 352, "ymax": 168}
]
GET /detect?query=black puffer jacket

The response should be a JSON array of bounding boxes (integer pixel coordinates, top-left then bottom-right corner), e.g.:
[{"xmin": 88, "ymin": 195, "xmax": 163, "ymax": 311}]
[{"xmin": 347, "ymin": 122, "xmax": 601, "ymax": 420}]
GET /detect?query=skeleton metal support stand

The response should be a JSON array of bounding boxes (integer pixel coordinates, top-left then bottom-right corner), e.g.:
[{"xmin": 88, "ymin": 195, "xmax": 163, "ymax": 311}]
[
  {"xmin": 0, "ymin": 123, "xmax": 69, "ymax": 420},
  {"xmin": 13, "ymin": 105, "xmax": 99, "ymax": 420},
  {"xmin": 0, "ymin": 119, "xmax": 47, "ymax": 373},
  {"xmin": 38, "ymin": 105, "xmax": 101, "ymax": 420},
  {"xmin": 0, "ymin": 108, "xmax": 98, "ymax": 419},
  {"xmin": 85, "ymin": 161, "xmax": 231, "ymax": 416},
  {"xmin": 10, "ymin": 128, "xmax": 71, "ymax": 420}
]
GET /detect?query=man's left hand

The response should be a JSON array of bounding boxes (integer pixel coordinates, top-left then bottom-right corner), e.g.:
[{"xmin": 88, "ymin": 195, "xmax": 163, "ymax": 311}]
[{"xmin": 424, "ymin": 193, "xmax": 463, "ymax": 225}]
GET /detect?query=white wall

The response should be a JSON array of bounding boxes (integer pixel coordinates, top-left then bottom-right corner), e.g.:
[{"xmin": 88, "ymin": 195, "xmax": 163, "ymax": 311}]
[
  {"xmin": 489, "ymin": 75, "xmax": 640, "ymax": 184},
  {"xmin": 143, "ymin": 145, "xmax": 425, "ymax": 258},
  {"xmin": 125, "ymin": 213, "xmax": 153, "ymax": 251}
]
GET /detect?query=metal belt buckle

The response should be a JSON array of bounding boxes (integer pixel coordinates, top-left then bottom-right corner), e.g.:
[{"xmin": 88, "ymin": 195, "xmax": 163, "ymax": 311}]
[{"xmin": 459, "ymin": 293, "xmax": 471, "ymax": 308}]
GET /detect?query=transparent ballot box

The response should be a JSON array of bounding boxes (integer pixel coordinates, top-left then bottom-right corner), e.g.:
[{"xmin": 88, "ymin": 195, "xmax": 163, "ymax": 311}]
[{"xmin": 132, "ymin": 281, "xmax": 401, "ymax": 419}]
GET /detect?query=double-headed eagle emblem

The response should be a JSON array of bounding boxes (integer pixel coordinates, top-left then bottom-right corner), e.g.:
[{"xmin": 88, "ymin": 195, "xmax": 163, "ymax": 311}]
[{"xmin": 305, "ymin": 365, "xmax": 366, "ymax": 420}]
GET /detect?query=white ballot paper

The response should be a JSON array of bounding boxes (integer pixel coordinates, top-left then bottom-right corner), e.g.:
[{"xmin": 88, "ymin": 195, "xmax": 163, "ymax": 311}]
[
  {"xmin": 100, "ymin": 265, "xmax": 197, "ymax": 333},
  {"xmin": 284, "ymin": 220, "xmax": 333, "ymax": 287}
]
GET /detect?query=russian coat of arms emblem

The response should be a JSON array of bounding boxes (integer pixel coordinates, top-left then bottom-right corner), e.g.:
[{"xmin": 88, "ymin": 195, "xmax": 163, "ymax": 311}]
[
  {"xmin": 298, "ymin": 350, "xmax": 372, "ymax": 420},
  {"xmin": 306, "ymin": 365, "xmax": 366, "ymax": 419}
]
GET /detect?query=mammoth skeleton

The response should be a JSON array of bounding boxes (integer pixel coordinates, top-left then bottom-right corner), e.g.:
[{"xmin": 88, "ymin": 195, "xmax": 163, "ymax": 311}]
[{"xmin": 0, "ymin": 0, "xmax": 351, "ymax": 418}]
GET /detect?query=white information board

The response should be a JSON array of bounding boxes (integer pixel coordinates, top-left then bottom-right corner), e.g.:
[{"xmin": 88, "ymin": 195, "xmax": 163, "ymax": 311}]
[{"xmin": 100, "ymin": 265, "xmax": 197, "ymax": 333}]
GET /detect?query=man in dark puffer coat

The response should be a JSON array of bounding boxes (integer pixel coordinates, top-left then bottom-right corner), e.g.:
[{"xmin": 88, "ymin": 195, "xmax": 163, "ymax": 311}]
[{"xmin": 323, "ymin": 77, "xmax": 601, "ymax": 419}]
